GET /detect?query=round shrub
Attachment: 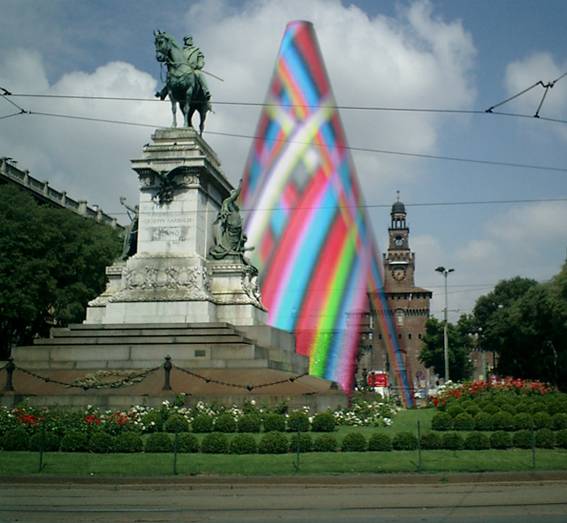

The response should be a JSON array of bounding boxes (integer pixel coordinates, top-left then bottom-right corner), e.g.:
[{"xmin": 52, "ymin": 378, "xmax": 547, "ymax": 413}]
[
  {"xmin": 341, "ymin": 432, "xmax": 367, "ymax": 452},
  {"xmin": 512, "ymin": 430, "xmax": 533, "ymax": 449},
  {"xmin": 89, "ymin": 432, "xmax": 114, "ymax": 453},
  {"xmin": 258, "ymin": 432, "xmax": 288, "ymax": 454},
  {"xmin": 490, "ymin": 431, "xmax": 512, "ymax": 449},
  {"xmin": 552, "ymin": 413, "xmax": 567, "ymax": 431},
  {"xmin": 201, "ymin": 432, "xmax": 229, "ymax": 454},
  {"xmin": 464, "ymin": 432, "xmax": 490, "ymax": 450},
  {"xmin": 114, "ymin": 432, "xmax": 143, "ymax": 453},
  {"xmin": 229, "ymin": 433, "xmax": 257, "ymax": 454},
  {"xmin": 313, "ymin": 434, "xmax": 338, "ymax": 452},
  {"xmin": 555, "ymin": 429, "xmax": 567, "ymax": 449},
  {"xmin": 60, "ymin": 431, "xmax": 88, "ymax": 452},
  {"xmin": 164, "ymin": 414, "xmax": 189, "ymax": 433},
  {"xmin": 441, "ymin": 432, "xmax": 464, "ymax": 450},
  {"xmin": 499, "ymin": 402, "xmax": 517, "ymax": 415},
  {"xmin": 465, "ymin": 405, "xmax": 481, "ymax": 417},
  {"xmin": 237, "ymin": 414, "xmax": 261, "ymax": 433},
  {"xmin": 482, "ymin": 403, "xmax": 500, "ymax": 415},
  {"xmin": 431, "ymin": 412, "xmax": 452, "ymax": 431},
  {"xmin": 289, "ymin": 433, "xmax": 313, "ymax": 453},
  {"xmin": 214, "ymin": 413, "xmax": 237, "ymax": 433},
  {"xmin": 2, "ymin": 428, "xmax": 30, "ymax": 451},
  {"xmin": 515, "ymin": 401, "xmax": 532, "ymax": 413},
  {"xmin": 30, "ymin": 431, "xmax": 60, "ymax": 452},
  {"xmin": 287, "ymin": 411, "xmax": 310, "ymax": 432},
  {"xmin": 535, "ymin": 428, "xmax": 555, "ymax": 449},
  {"xmin": 447, "ymin": 405, "xmax": 464, "ymax": 418},
  {"xmin": 491, "ymin": 411, "xmax": 515, "ymax": 431},
  {"xmin": 533, "ymin": 412, "xmax": 552, "ymax": 430},
  {"xmin": 311, "ymin": 412, "xmax": 336, "ymax": 432},
  {"xmin": 368, "ymin": 433, "xmax": 392, "ymax": 452},
  {"xmin": 192, "ymin": 414, "xmax": 213, "ymax": 433},
  {"xmin": 513, "ymin": 413, "xmax": 533, "ymax": 430},
  {"xmin": 263, "ymin": 413, "xmax": 286, "ymax": 433},
  {"xmin": 453, "ymin": 413, "xmax": 475, "ymax": 431},
  {"xmin": 145, "ymin": 432, "xmax": 173, "ymax": 453},
  {"xmin": 474, "ymin": 412, "xmax": 493, "ymax": 431},
  {"xmin": 393, "ymin": 432, "xmax": 418, "ymax": 451},
  {"xmin": 176, "ymin": 433, "xmax": 200, "ymax": 453},
  {"xmin": 141, "ymin": 410, "xmax": 163, "ymax": 433},
  {"xmin": 420, "ymin": 432, "xmax": 442, "ymax": 450}
]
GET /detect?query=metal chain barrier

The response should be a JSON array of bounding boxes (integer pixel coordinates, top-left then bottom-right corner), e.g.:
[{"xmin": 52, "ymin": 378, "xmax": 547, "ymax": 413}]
[
  {"xmin": 15, "ymin": 365, "xmax": 160, "ymax": 390},
  {"xmin": 173, "ymin": 364, "xmax": 307, "ymax": 392}
]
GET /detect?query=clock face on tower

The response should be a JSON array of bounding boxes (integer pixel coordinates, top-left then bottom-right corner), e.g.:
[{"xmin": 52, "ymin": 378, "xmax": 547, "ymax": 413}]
[
  {"xmin": 394, "ymin": 235, "xmax": 404, "ymax": 247},
  {"xmin": 392, "ymin": 267, "xmax": 406, "ymax": 281}
]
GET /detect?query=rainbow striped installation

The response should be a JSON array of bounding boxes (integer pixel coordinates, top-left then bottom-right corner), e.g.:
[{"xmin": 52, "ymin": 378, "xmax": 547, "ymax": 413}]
[{"xmin": 240, "ymin": 20, "xmax": 414, "ymax": 407}]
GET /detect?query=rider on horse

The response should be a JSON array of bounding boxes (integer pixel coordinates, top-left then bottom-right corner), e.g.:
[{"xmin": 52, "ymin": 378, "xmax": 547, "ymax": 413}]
[{"xmin": 182, "ymin": 35, "xmax": 211, "ymax": 109}]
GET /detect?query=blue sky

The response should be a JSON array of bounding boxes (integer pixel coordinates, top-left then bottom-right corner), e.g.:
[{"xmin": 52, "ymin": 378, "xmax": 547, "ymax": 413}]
[{"xmin": 0, "ymin": 0, "xmax": 566, "ymax": 319}]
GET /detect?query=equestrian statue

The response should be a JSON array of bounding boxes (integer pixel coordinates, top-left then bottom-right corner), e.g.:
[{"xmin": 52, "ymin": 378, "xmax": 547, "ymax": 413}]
[{"xmin": 154, "ymin": 30, "xmax": 212, "ymax": 134}]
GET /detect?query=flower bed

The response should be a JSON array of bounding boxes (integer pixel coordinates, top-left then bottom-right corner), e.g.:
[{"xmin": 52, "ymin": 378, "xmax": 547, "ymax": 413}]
[{"xmin": 0, "ymin": 396, "xmax": 400, "ymax": 453}]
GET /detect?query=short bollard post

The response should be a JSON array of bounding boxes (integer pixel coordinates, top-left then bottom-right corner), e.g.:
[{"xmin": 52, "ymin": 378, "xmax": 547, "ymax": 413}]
[
  {"xmin": 416, "ymin": 420, "xmax": 422, "ymax": 472},
  {"xmin": 162, "ymin": 355, "xmax": 172, "ymax": 391},
  {"xmin": 3, "ymin": 358, "xmax": 15, "ymax": 391}
]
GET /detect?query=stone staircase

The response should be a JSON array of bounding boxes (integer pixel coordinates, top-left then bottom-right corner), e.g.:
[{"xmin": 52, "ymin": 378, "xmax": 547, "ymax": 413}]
[{"xmin": 16, "ymin": 322, "xmax": 307, "ymax": 374}]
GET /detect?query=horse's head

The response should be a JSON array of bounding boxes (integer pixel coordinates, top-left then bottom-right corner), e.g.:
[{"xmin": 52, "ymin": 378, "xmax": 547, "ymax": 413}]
[{"xmin": 154, "ymin": 30, "xmax": 172, "ymax": 64}]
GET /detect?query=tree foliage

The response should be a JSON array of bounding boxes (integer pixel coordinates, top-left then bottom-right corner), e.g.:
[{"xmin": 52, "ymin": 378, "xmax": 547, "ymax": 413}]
[
  {"xmin": 419, "ymin": 315, "xmax": 474, "ymax": 382},
  {"xmin": 472, "ymin": 269, "xmax": 567, "ymax": 391},
  {"xmin": 0, "ymin": 185, "xmax": 121, "ymax": 359}
]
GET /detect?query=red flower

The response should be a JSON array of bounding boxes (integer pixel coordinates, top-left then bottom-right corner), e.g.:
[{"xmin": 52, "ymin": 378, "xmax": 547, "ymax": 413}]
[
  {"xmin": 84, "ymin": 414, "xmax": 102, "ymax": 426},
  {"xmin": 19, "ymin": 413, "xmax": 39, "ymax": 426}
]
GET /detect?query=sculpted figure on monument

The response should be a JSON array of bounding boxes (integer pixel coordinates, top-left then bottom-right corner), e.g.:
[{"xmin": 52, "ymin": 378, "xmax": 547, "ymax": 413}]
[
  {"xmin": 154, "ymin": 30, "xmax": 211, "ymax": 133},
  {"xmin": 209, "ymin": 179, "xmax": 253, "ymax": 262},
  {"xmin": 119, "ymin": 197, "xmax": 139, "ymax": 260}
]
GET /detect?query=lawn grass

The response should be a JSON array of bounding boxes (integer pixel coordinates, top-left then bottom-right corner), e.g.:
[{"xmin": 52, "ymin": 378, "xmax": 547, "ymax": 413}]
[
  {"xmin": 1, "ymin": 449, "xmax": 567, "ymax": 476},
  {"xmin": 2, "ymin": 408, "xmax": 566, "ymax": 477}
]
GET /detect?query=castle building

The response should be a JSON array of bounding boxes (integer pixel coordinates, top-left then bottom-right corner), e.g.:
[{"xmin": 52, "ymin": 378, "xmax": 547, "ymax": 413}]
[{"xmin": 361, "ymin": 196, "xmax": 433, "ymax": 391}]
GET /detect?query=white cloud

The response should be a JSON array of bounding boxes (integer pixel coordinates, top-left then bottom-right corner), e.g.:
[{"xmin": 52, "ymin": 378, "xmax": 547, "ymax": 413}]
[{"xmin": 505, "ymin": 52, "xmax": 567, "ymax": 140}]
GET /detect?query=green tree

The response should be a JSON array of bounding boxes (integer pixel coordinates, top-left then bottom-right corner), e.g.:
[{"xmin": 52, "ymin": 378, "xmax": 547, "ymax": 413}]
[
  {"xmin": 419, "ymin": 316, "xmax": 474, "ymax": 382},
  {"xmin": 472, "ymin": 270, "xmax": 567, "ymax": 391},
  {"xmin": 0, "ymin": 185, "xmax": 121, "ymax": 359}
]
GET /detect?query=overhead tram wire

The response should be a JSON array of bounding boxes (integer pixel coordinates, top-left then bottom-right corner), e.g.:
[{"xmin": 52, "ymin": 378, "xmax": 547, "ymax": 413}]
[{"xmin": 5, "ymin": 90, "xmax": 567, "ymax": 125}]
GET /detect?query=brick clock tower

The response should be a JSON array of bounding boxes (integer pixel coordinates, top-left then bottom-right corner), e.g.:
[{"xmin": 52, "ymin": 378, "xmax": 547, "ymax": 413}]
[{"xmin": 363, "ymin": 196, "xmax": 432, "ymax": 391}]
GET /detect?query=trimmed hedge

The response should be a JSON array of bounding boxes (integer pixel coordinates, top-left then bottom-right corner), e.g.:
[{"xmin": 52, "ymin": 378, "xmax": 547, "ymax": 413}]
[
  {"xmin": 313, "ymin": 434, "xmax": 337, "ymax": 452},
  {"xmin": 287, "ymin": 411, "xmax": 310, "ymax": 432},
  {"xmin": 258, "ymin": 432, "xmax": 288, "ymax": 454},
  {"xmin": 535, "ymin": 428, "xmax": 555, "ymax": 448},
  {"xmin": 368, "ymin": 433, "xmax": 392, "ymax": 452},
  {"xmin": 214, "ymin": 413, "xmax": 237, "ymax": 433},
  {"xmin": 229, "ymin": 433, "xmax": 257, "ymax": 454},
  {"xmin": 289, "ymin": 433, "xmax": 313, "ymax": 453},
  {"xmin": 60, "ymin": 431, "xmax": 88, "ymax": 452},
  {"xmin": 263, "ymin": 414, "xmax": 286, "ymax": 433},
  {"xmin": 420, "ymin": 432, "xmax": 442, "ymax": 450},
  {"xmin": 89, "ymin": 432, "xmax": 114, "ymax": 453},
  {"xmin": 192, "ymin": 414, "xmax": 214, "ymax": 433},
  {"xmin": 237, "ymin": 414, "xmax": 261, "ymax": 433},
  {"xmin": 392, "ymin": 432, "xmax": 418, "ymax": 451},
  {"xmin": 177, "ymin": 433, "xmax": 200, "ymax": 453},
  {"xmin": 453, "ymin": 413, "xmax": 475, "ymax": 431},
  {"xmin": 431, "ymin": 412, "xmax": 452, "ymax": 431},
  {"xmin": 341, "ymin": 432, "xmax": 367, "ymax": 452},
  {"xmin": 464, "ymin": 432, "xmax": 490, "ymax": 450},
  {"xmin": 442, "ymin": 432, "xmax": 464, "ymax": 450},
  {"xmin": 512, "ymin": 430, "xmax": 533, "ymax": 449},
  {"xmin": 114, "ymin": 432, "xmax": 143, "ymax": 453},
  {"xmin": 311, "ymin": 412, "xmax": 336, "ymax": 432},
  {"xmin": 145, "ymin": 432, "xmax": 173, "ymax": 453},
  {"xmin": 164, "ymin": 414, "xmax": 189, "ymax": 433},
  {"xmin": 30, "ymin": 431, "xmax": 60, "ymax": 452},
  {"xmin": 201, "ymin": 432, "xmax": 229, "ymax": 454},
  {"xmin": 490, "ymin": 431, "xmax": 512, "ymax": 449},
  {"xmin": 2, "ymin": 428, "xmax": 30, "ymax": 451}
]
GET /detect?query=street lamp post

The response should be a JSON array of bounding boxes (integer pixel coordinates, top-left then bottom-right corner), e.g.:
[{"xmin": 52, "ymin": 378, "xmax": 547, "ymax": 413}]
[{"xmin": 435, "ymin": 266, "xmax": 454, "ymax": 383}]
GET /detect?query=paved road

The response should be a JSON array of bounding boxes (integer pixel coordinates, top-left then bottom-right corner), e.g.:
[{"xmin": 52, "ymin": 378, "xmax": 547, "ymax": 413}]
[{"xmin": 1, "ymin": 479, "xmax": 567, "ymax": 522}]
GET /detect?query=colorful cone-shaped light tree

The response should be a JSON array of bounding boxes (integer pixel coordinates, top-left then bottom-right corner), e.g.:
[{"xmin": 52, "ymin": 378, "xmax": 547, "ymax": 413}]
[{"xmin": 240, "ymin": 20, "xmax": 414, "ymax": 407}]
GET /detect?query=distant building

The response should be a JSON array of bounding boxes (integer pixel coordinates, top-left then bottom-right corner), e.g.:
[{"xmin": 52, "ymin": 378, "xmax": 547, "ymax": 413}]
[
  {"xmin": 359, "ymin": 196, "xmax": 433, "ymax": 390},
  {"xmin": 0, "ymin": 157, "xmax": 120, "ymax": 228}
]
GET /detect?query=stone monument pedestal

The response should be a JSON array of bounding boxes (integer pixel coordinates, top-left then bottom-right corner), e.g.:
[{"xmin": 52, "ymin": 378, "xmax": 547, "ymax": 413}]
[{"xmin": 6, "ymin": 128, "xmax": 345, "ymax": 410}]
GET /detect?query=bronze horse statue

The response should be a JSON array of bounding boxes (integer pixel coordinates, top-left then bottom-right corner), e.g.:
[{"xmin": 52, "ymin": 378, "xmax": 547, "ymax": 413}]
[{"xmin": 154, "ymin": 30, "xmax": 210, "ymax": 134}]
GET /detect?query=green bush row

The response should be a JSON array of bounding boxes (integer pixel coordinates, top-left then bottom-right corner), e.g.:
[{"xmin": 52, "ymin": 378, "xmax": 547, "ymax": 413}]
[
  {"xmin": 432, "ymin": 411, "xmax": 567, "ymax": 432},
  {"xmin": 155, "ymin": 411, "xmax": 335, "ymax": 434},
  {"xmin": 4, "ymin": 428, "xmax": 566, "ymax": 453},
  {"xmin": 439, "ymin": 395, "xmax": 567, "ymax": 418}
]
